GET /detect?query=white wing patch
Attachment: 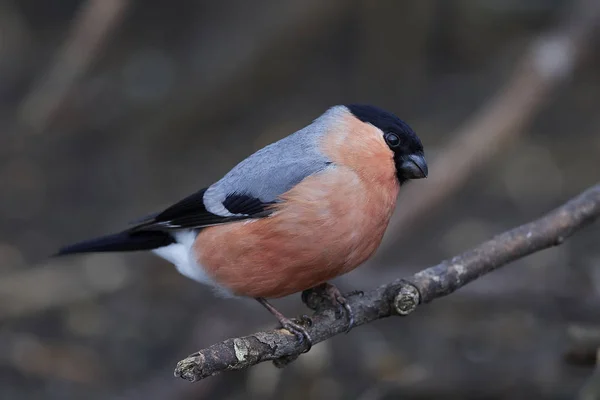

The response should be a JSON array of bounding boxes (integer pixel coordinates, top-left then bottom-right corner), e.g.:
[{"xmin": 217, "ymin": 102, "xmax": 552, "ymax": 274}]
[
  {"xmin": 203, "ymin": 186, "xmax": 238, "ymax": 217},
  {"xmin": 152, "ymin": 230, "xmax": 233, "ymax": 297}
]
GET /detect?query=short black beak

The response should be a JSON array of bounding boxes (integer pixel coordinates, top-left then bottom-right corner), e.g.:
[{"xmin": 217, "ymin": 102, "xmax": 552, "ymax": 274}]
[{"xmin": 400, "ymin": 154, "xmax": 428, "ymax": 179}]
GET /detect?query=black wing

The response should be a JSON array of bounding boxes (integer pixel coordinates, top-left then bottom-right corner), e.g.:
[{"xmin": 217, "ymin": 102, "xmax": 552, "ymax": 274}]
[{"xmin": 129, "ymin": 189, "xmax": 274, "ymax": 232}]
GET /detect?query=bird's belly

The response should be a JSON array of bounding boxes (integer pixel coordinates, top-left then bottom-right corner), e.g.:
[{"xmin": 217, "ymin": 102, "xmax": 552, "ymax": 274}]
[
  {"xmin": 195, "ymin": 220, "xmax": 385, "ymax": 298},
  {"xmin": 151, "ymin": 230, "xmax": 233, "ymax": 297},
  {"xmin": 194, "ymin": 167, "xmax": 399, "ymax": 298}
]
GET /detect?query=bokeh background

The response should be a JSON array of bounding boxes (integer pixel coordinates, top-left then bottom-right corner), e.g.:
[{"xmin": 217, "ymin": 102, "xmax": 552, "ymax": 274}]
[{"xmin": 1, "ymin": 0, "xmax": 600, "ymax": 399}]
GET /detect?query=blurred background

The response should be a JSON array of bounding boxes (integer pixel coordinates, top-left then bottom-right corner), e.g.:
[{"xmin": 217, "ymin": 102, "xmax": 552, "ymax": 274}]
[{"xmin": 1, "ymin": 0, "xmax": 600, "ymax": 399}]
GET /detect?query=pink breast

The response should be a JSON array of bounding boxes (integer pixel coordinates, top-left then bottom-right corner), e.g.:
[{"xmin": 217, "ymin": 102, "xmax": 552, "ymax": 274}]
[{"xmin": 194, "ymin": 166, "xmax": 399, "ymax": 298}]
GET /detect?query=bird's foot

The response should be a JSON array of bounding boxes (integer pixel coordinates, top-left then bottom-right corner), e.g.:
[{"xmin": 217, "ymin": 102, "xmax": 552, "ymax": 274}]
[
  {"xmin": 255, "ymin": 298, "xmax": 312, "ymax": 353},
  {"xmin": 301, "ymin": 282, "xmax": 355, "ymax": 333},
  {"xmin": 277, "ymin": 315, "xmax": 313, "ymax": 353},
  {"xmin": 346, "ymin": 289, "xmax": 364, "ymax": 297}
]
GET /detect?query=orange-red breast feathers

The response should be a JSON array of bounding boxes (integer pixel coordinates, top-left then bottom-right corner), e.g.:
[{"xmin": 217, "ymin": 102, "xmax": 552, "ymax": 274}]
[{"xmin": 194, "ymin": 110, "xmax": 399, "ymax": 298}]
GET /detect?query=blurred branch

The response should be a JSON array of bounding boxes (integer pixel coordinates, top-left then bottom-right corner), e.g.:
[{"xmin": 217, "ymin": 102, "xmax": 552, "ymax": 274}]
[
  {"xmin": 175, "ymin": 182, "xmax": 600, "ymax": 382},
  {"xmin": 0, "ymin": 331, "xmax": 107, "ymax": 384},
  {"xmin": 579, "ymin": 350, "xmax": 600, "ymax": 400},
  {"xmin": 17, "ymin": 0, "xmax": 130, "ymax": 133},
  {"xmin": 376, "ymin": 0, "xmax": 600, "ymax": 255},
  {"xmin": 565, "ymin": 324, "xmax": 600, "ymax": 367},
  {"xmin": 0, "ymin": 255, "xmax": 131, "ymax": 319},
  {"xmin": 123, "ymin": 0, "xmax": 347, "ymax": 150}
]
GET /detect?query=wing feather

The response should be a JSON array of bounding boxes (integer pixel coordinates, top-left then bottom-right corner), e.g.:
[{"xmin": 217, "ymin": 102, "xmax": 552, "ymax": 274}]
[{"xmin": 129, "ymin": 110, "xmax": 335, "ymax": 232}]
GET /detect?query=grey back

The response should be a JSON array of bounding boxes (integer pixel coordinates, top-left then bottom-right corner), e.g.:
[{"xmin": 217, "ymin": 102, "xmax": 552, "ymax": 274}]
[{"xmin": 203, "ymin": 106, "xmax": 345, "ymax": 216}]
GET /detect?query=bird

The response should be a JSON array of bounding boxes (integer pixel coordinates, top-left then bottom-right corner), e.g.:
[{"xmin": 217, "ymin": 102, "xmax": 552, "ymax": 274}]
[{"xmin": 57, "ymin": 104, "xmax": 427, "ymax": 351}]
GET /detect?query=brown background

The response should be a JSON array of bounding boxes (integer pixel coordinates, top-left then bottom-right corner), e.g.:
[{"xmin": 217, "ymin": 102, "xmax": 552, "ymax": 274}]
[{"xmin": 1, "ymin": 1, "xmax": 600, "ymax": 399}]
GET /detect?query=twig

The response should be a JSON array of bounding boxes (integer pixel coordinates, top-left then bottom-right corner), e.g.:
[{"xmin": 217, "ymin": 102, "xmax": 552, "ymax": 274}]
[
  {"xmin": 0, "ymin": 331, "xmax": 107, "ymax": 383},
  {"xmin": 174, "ymin": 182, "xmax": 600, "ymax": 382},
  {"xmin": 579, "ymin": 349, "xmax": 600, "ymax": 400},
  {"xmin": 0, "ymin": 254, "xmax": 131, "ymax": 319},
  {"xmin": 376, "ymin": 0, "xmax": 600, "ymax": 255},
  {"xmin": 565, "ymin": 324, "xmax": 600, "ymax": 366},
  {"xmin": 17, "ymin": 0, "xmax": 130, "ymax": 133}
]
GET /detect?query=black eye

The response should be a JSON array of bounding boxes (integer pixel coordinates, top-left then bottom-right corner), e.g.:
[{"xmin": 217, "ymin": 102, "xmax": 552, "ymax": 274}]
[{"xmin": 385, "ymin": 133, "xmax": 400, "ymax": 147}]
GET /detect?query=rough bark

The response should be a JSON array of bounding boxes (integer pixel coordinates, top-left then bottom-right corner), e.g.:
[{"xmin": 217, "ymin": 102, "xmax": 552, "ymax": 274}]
[{"xmin": 175, "ymin": 183, "xmax": 600, "ymax": 382}]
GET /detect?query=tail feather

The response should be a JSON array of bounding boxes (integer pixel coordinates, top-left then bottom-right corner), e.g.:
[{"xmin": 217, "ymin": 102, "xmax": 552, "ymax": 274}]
[{"xmin": 56, "ymin": 230, "xmax": 175, "ymax": 256}]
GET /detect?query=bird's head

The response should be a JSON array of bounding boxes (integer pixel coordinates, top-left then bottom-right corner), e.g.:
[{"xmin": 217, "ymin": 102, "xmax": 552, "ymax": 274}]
[{"xmin": 345, "ymin": 104, "xmax": 427, "ymax": 184}]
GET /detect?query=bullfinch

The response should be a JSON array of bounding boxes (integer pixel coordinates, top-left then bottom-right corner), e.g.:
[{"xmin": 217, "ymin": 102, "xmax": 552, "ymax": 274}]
[{"xmin": 57, "ymin": 104, "xmax": 427, "ymax": 350}]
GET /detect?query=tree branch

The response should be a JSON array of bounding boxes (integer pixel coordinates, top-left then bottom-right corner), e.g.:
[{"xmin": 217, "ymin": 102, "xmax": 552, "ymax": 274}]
[
  {"xmin": 174, "ymin": 183, "xmax": 600, "ymax": 382},
  {"xmin": 17, "ymin": 0, "xmax": 130, "ymax": 134}
]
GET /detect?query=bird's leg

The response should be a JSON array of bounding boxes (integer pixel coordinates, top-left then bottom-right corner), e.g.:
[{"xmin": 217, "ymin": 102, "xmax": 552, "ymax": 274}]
[
  {"xmin": 301, "ymin": 282, "xmax": 355, "ymax": 333},
  {"xmin": 255, "ymin": 297, "xmax": 312, "ymax": 352}
]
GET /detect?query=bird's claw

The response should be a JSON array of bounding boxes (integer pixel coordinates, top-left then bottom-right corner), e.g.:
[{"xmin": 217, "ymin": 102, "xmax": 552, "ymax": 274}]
[
  {"xmin": 346, "ymin": 289, "xmax": 364, "ymax": 297},
  {"xmin": 302, "ymin": 283, "xmax": 356, "ymax": 333},
  {"xmin": 279, "ymin": 316, "xmax": 312, "ymax": 353},
  {"xmin": 333, "ymin": 294, "xmax": 355, "ymax": 333},
  {"xmin": 255, "ymin": 297, "xmax": 313, "ymax": 353}
]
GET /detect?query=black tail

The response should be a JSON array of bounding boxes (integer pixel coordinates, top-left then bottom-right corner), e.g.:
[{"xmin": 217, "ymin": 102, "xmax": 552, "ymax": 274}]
[{"xmin": 56, "ymin": 230, "xmax": 175, "ymax": 256}]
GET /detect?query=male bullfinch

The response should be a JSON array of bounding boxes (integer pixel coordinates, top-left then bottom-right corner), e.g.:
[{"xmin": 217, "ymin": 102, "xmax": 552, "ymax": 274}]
[{"xmin": 57, "ymin": 104, "xmax": 427, "ymax": 350}]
